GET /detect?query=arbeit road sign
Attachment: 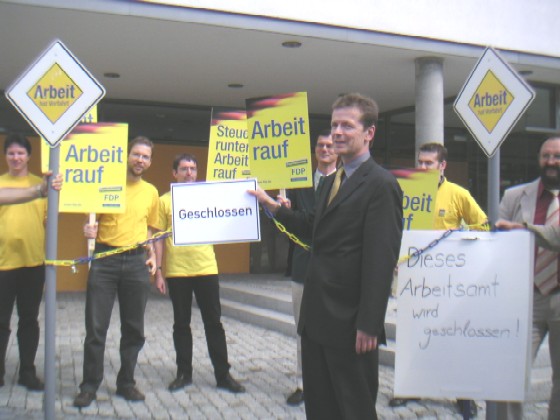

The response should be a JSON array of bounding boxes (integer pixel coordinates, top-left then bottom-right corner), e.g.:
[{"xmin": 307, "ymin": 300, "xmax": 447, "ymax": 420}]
[
  {"xmin": 454, "ymin": 47, "xmax": 535, "ymax": 158},
  {"xmin": 5, "ymin": 39, "xmax": 105, "ymax": 147}
]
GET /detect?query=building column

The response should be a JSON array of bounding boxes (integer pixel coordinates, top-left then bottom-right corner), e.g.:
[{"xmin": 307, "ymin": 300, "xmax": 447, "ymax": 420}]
[{"xmin": 415, "ymin": 57, "xmax": 444, "ymax": 155}]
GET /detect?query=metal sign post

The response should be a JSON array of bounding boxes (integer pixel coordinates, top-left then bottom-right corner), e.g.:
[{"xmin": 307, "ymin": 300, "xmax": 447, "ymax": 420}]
[
  {"xmin": 44, "ymin": 146, "xmax": 60, "ymax": 419},
  {"xmin": 5, "ymin": 39, "xmax": 105, "ymax": 420},
  {"xmin": 454, "ymin": 47, "xmax": 536, "ymax": 420}
]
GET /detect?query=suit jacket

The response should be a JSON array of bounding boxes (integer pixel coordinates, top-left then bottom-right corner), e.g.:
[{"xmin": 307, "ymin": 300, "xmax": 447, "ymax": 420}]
[
  {"xmin": 277, "ymin": 157, "xmax": 403, "ymax": 349},
  {"xmin": 287, "ymin": 186, "xmax": 315, "ymax": 284},
  {"xmin": 499, "ymin": 178, "xmax": 539, "ymax": 226},
  {"xmin": 528, "ymin": 224, "xmax": 560, "ymax": 252},
  {"xmin": 499, "ymin": 178, "xmax": 560, "ymax": 281}
]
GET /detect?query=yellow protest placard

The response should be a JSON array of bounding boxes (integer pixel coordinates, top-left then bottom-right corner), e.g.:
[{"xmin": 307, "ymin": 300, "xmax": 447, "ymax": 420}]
[
  {"xmin": 391, "ymin": 168, "xmax": 439, "ymax": 230},
  {"xmin": 56, "ymin": 123, "xmax": 128, "ymax": 213},
  {"xmin": 41, "ymin": 107, "xmax": 98, "ymax": 172},
  {"xmin": 206, "ymin": 107, "xmax": 250, "ymax": 180},
  {"xmin": 247, "ymin": 92, "xmax": 312, "ymax": 190}
]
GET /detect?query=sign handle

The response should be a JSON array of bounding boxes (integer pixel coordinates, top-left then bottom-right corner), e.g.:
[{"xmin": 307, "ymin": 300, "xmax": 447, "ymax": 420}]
[{"xmin": 88, "ymin": 213, "xmax": 96, "ymax": 267}]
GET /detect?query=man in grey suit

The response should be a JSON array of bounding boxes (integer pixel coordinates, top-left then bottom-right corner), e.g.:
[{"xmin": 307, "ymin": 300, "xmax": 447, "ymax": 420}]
[
  {"xmin": 497, "ymin": 135, "xmax": 560, "ymax": 420},
  {"xmin": 496, "ymin": 221, "xmax": 560, "ymax": 251},
  {"xmin": 251, "ymin": 93, "xmax": 403, "ymax": 419}
]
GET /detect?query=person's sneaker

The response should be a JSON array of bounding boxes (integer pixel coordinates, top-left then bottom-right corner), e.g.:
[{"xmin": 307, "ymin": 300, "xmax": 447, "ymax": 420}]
[
  {"xmin": 168, "ymin": 373, "xmax": 192, "ymax": 392},
  {"xmin": 216, "ymin": 373, "xmax": 245, "ymax": 393},
  {"xmin": 17, "ymin": 375, "xmax": 44, "ymax": 391},
  {"xmin": 116, "ymin": 386, "xmax": 145, "ymax": 401},
  {"xmin": 286, "ymin": 388, "xmax": 304, "ymax": 406},
  {"xmin": 73, "ymin": 391, "xmax": 96, "ymax": 408}
]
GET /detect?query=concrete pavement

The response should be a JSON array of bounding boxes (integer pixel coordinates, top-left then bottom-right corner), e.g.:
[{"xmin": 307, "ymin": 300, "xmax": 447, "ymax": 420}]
[{"xmin": 0, "ymin": 275, "xmax": 549, "ymax": 419}]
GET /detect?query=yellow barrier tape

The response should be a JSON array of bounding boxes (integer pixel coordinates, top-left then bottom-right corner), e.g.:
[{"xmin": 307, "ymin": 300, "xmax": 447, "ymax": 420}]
[
  {"xmin": 45, "ymin": 229, "xmax": 172, "ymax": 272},
  {"xmin": 268, "ymin": 214, "xmax": 490, "ymax": 261}
]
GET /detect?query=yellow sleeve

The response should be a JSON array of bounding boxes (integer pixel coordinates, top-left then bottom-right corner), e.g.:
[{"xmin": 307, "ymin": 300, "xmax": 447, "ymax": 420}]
[{"xmin": 459, "ymin": 190, "xmax": 488, "ymax": 229}]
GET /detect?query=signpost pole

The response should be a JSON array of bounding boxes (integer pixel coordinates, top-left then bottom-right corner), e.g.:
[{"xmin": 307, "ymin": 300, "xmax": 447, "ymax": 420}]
[
  {"xmin": 487, "ymin": 149, "xmax": 500, "ymax": 224},
  {"xmin": 452, "ymin": 47, "xmax": 535, "ymax": 420},
  {"xmin": 486, "ymin": 150, "xmax": 500, "ymax": 420},
  {"xmin": 5, "ymin": 39, "xmax": 105, "ymax": 419},
  {"xmin": 44, "ymin": 145, "xmax": 60, "ymax": 420}
]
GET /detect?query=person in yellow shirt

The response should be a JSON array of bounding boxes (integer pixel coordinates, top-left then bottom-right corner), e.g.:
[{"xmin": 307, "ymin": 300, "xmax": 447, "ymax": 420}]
[
  {"xmin": 73, "ymin": 136, "xmax": 159, "ymax": 408},
  {"xmin": 417, "ymin": 142, "xmax": 487, "ymax": 231},
  {"xmin": 0, "ymin": 133, "xmax": 49, "ymax": 391},
  {"xmin": 154, "ymin": 153, "xmax": 245, "ymax": 394}
]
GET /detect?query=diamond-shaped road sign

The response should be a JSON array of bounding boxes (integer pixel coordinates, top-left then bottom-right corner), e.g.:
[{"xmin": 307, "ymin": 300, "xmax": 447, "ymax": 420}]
[
  {"xmin": 5, "ymin": 39, "xmax": 105, "ymax": 147},
  {"xmin": 454, "ymin": 47, "xmax": 535, "ymax": 158}
]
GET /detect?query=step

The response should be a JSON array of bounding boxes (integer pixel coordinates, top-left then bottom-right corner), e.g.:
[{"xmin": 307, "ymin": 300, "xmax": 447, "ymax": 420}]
[
  {"xmin": 220, "ymin": 282, "xmax": 293, "ymax": 316},
  {"xmin": 380, "ymin": 339, "xmax": 395, "ymax": 366},
  {"xmin": 221, "ymin": 298, "xmax": 296, "ymax": 337},
  {"xmin": 220, "ymin": 281, "xmax": 397, "ymax": 366}
]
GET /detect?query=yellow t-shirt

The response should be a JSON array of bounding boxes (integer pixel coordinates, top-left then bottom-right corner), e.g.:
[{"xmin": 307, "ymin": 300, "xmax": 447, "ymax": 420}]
[
  {"xmin": 433, "ymin": 178, "xmax": 487, "ymax": 230},
  {"xmin": 0, "ymin": 173, "xmax": 47, "ymax": 269},
  {"xmin": 156, "ymin": 191, "xmax": 218, "ymax": 278},
  {"xmin": 97, "ymin": 179, "xmax": 159, "ymax": 246}
]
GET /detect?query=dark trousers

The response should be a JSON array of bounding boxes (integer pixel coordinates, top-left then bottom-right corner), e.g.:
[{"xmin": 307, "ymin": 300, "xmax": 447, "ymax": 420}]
[
  {"xmin": 0, "ymin": 266, "xmax": 45, "ymax": 380},
  {"xmin": 301, "ymin": 331, "xmax": 379, "ymax": 420},
  {"xmin": 167, "ymin": 275, "xmax": 230, "ymax": 381},
  {"xmin": 80, "ymin": 251, "xmax": 150, "ymax": 393}
]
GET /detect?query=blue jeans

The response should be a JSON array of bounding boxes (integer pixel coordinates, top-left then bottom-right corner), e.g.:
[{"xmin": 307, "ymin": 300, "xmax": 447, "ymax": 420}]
[{"xmin": 80, "ymin": 249, "xmax": 150, "ymax": 392}]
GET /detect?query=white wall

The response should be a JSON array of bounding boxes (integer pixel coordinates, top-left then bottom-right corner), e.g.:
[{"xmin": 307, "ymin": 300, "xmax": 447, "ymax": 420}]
[{"xmin": 138, "ymin": 0, "xmax": 560, "ymax": 58}]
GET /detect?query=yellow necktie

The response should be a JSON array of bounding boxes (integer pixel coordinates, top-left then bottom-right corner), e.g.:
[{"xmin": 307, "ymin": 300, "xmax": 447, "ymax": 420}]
[{"xmin": 327, "ymin": 167, "xmax": 344, "ymax": 206}]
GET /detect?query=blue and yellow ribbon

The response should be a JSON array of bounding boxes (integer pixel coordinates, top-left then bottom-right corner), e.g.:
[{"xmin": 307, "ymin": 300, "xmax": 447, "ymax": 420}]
[{"xmin": 45, "ymin": 229, "xmax": 172, "ymax": 272}]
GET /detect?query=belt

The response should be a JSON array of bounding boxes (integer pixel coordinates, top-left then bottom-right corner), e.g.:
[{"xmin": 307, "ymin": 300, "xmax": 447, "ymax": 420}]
[{"xmin": 94, "ymin": 243, "xmax": 146, "ymax": 256}]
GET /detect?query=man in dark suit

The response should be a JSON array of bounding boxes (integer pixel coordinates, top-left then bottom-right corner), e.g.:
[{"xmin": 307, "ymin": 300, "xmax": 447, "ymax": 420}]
[
  {"xmin": 285, "ymin": 129, "xmax": 337, "ymax": 406},
  {"xmin": 251, "ymin": 93, "xmax": 403, "ymax": 419}
]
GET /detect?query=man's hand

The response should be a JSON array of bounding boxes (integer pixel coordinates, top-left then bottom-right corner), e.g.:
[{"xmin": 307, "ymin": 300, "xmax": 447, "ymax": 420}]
[
  {"xmin": 83, "ymin": 222, "xmax": 98, "ymax": 239},
  {"xmin": 356, "ymin": 330, "xmax": 378, "ymax": 354},
  {"xmin": 155, "ymin": 271, "xmax": 167, "ymax": 295},
  {"xmin": 495, "ymin": 219, "xmax": 525, "ymax": 231},
  {"xmin": 277, "ymin": 195, "xmax": 291, "ymax": 209},
  {"xmin": 50, "ymin": 173, "xmax": 63, "ymax": 192},
  {"xmin": 40, "ymin": 171, "xmax": 62, "ymax": 196},
  {"xmin": 247, "ymin": 186, "xmax": 281, "ymax": 215},
  {"xmin": 145, "ymin": 247, "xmax": 157, "ymax": 276}
]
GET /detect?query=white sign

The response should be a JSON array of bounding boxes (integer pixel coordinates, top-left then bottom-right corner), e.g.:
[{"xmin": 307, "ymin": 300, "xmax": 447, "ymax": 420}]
[
  {"xmin": 5, "ymin": 39, "xmax": 105, "ymax": 147},
  {"xmin": 454, "ymin": 47, "xmax": 535, "ymax": 158},
  {"xmin": 171, "ymin": 179, "xmax": 260, "ymax": 246},
  {"xmin": 395, "ymin": 230, "xmax": 533, "ymax": 401}
]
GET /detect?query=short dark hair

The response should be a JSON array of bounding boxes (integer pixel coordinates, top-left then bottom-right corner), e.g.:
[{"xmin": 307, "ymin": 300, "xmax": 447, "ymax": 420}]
[
  {"xmin": 312, "ymin": 128, "xmax": 332, "ymax": 150},
  {"xmin": 332, "ymin": 93, "xmax": 379, "ymax": 128},
  {"xmin": 129, "ymin": 136, "xmax": 154, "ymax": 152},
  {"xmin": 419, "ymin": 142, "xmax": 448, "ymax": 162},
  {"xmin": 4, "ymin": 133, "xmax": 31, "ymax": 155},
  {"xmin": 173, "ymin": 153, "xmax": 198, "ymax": 171},
  {"xmin": 318, "ymin": 128, "xmax": 331, "ymax": 138}
]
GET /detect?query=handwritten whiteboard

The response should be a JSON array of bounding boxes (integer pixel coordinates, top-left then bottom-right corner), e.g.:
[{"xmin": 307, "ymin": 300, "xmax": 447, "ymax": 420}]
[{"xmin": 395, "ymin": 230, "xmax": 534, "ymax": 401}]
